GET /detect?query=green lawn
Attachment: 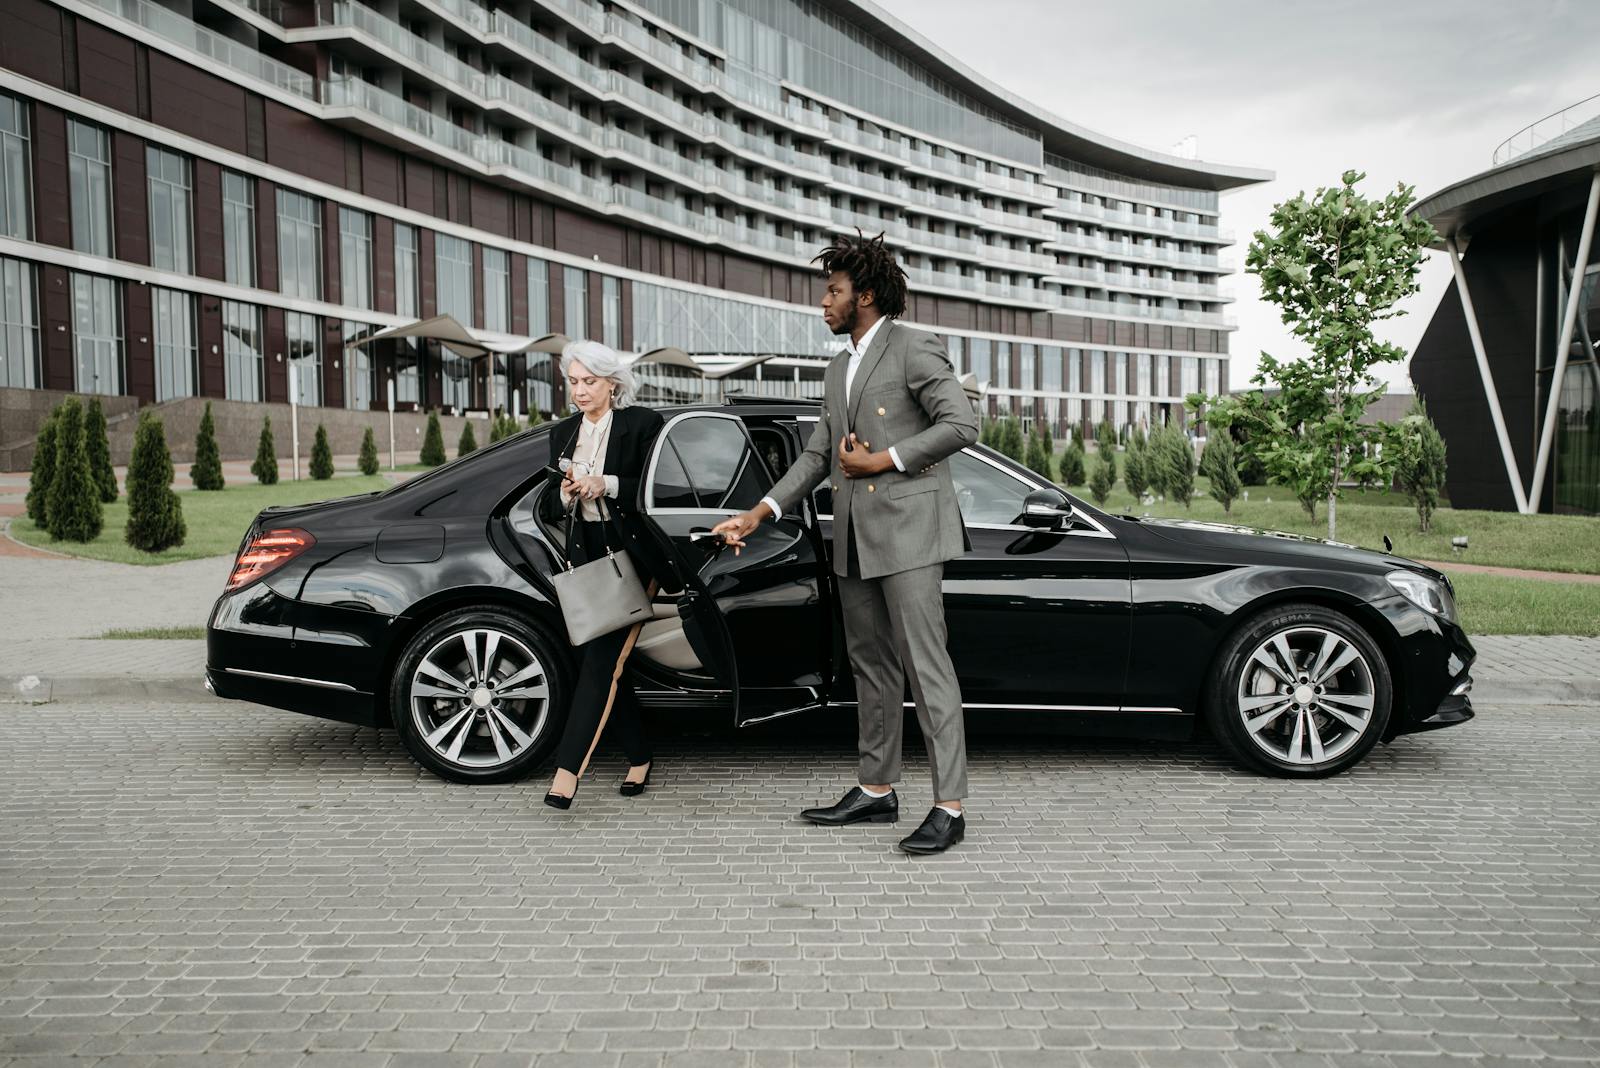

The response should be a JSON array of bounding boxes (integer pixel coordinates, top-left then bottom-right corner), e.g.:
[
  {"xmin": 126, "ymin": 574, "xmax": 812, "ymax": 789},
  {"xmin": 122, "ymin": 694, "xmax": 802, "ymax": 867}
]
[
  {"xmin": 1449, "ymin": 573, "xmax": 1600, "ymax": 637},
  {"xmin": 1083, "ymin": 477, "xmax": 1600, "ymax": 576},
  {"xmin": 11, "ymin": 474, "xmax": 392, "ymax": 564}
]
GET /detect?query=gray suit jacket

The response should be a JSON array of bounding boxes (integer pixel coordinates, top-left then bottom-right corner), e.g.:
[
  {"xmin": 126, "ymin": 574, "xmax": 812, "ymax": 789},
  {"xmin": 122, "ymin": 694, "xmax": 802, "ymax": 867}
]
[{"xmin": 768, "ymin": 320, "xmax": 978, "ymax": 580}]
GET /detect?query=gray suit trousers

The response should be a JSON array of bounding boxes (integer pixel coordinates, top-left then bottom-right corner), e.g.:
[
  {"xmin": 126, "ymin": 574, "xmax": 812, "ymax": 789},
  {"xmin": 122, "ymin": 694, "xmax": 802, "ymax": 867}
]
[{"xmin": 837, "ymin": 559, "xmax": 969, "ymax": 802}]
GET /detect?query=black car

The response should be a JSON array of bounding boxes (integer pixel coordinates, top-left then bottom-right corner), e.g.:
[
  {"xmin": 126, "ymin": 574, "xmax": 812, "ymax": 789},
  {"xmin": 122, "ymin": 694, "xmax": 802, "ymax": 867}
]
[{"xmin": 206, "ymin": 399, "xmax": 1475, "ymax": 781}]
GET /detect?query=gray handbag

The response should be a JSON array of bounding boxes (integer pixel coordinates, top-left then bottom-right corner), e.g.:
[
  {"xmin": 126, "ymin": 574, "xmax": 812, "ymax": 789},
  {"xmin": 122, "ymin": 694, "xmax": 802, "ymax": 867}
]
[{"xmin": 550, "ymin": 493, "xmax": 652, "ymax": 646}]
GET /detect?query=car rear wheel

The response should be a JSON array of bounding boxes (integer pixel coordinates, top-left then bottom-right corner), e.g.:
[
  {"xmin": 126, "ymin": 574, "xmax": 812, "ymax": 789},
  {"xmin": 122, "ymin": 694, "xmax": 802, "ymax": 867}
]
[
  {"xmin": 1206, "ymin": 604, "xmax": 1392, "ymax": 778},
  {"xmin": 390, "ymin": 607, "xmax": 570, "ymax": 784}
]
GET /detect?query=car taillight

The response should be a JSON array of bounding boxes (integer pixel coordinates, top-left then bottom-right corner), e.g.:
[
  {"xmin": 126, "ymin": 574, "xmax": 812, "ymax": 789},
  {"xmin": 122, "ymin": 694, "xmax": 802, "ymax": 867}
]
[{"xmin": 226, "ymin": 528, "xmax": 316, "ymax": 592}]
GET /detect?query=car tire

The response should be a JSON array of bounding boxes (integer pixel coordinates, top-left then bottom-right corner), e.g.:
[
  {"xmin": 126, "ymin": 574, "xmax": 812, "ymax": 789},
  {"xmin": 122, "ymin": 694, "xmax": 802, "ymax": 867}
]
[
  {"xmin": 1205, "ymin": 603, "xmax": 1392, "ymax": 778},
  {"xmin": 390, "ymin": 606, "xmax": 571, "ymax": 784}
]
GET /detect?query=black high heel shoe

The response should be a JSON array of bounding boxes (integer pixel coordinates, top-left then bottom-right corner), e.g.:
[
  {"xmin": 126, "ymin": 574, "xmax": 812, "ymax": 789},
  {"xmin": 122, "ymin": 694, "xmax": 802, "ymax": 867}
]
[
  {"xmin": 544, "ymin": 779, "xmax": 578, "ymax": 810},
  {"xmin": 619, "ymin": 764, "xmax": 652, "ymax": 797}
]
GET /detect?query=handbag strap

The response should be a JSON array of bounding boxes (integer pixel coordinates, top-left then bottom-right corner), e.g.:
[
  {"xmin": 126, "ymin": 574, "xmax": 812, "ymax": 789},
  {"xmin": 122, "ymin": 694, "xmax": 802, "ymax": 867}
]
[{"xmin": 560, "ymin": 480, "xmax": 630, "ymax": 568}]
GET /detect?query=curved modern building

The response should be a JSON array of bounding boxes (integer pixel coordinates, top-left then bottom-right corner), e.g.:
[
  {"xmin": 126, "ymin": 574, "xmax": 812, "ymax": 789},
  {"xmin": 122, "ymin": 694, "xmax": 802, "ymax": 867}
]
[
  {"xmin": 1412, "ymin": 95, "xmax": 1600, "ymax": 515},
  {"xmin": 0, "ymin": 0, "xmax": 1269, "ymax": 465}
]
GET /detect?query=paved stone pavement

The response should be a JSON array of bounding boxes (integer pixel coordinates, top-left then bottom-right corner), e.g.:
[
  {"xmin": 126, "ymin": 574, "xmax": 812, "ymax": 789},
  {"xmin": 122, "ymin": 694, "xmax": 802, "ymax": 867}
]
[{"xmin": 1, "ymin": 699, "xmax": 1598, "ymax": 1068}]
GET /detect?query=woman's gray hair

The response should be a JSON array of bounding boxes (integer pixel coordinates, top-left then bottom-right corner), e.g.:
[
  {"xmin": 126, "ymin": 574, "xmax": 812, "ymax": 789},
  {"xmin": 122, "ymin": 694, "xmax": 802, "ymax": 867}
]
[{"xmin": 560, "ymin": 339, "xmax": 636, "ymax": 409}]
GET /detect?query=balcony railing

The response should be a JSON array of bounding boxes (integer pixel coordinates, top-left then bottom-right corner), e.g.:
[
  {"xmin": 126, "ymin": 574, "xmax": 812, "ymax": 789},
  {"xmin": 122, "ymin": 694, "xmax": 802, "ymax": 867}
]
[
  {"xmin": 1044, "ymin": 196, "xmax": 1231, "ymax": 243},
  {"xmin": 82, "ymin": 0, "xmax": 314, "ymax": 98},
  {"xmin": 1493, "ymin": 92, "xmax": 1600, "ymax": 166},
  {"xmin": 1045, "ymin": 263, "xmax": 1229, "ymax": 301},
  {"xmin": 1055, "ymin": 294, "xmax": 1235, "ymax": 328}
]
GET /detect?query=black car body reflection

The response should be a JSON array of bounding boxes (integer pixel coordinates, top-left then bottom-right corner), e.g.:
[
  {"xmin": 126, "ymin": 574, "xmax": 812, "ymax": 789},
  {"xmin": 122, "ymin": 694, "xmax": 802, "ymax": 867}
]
[{"xmin": 206, "ymin": 399, "xmax": 1475, "ymax": 781}]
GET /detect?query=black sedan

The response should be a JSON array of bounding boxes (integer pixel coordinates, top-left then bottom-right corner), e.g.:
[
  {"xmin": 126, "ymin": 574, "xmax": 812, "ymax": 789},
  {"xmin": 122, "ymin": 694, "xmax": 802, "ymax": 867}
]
[{"xmin": 206, "ymin": 398, "xmax": 1475, "ymax": 781}]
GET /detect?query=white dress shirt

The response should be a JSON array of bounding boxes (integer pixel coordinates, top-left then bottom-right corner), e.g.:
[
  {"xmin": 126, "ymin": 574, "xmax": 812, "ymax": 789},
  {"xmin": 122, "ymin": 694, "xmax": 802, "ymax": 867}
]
[
  {"xmin": 760, "ymin": 318, "xmax": 903, "ymax": 521},
  {"xmin": 565, "ymin": 409, "xmax": 620, "ymax": 521}
]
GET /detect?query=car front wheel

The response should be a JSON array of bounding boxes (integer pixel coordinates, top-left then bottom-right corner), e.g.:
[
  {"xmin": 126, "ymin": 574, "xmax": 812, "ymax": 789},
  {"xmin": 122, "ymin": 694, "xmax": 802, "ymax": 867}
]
[
  {"xmin": 390, "ymin": 607, "xmax": 570, "ymax": 784},
  {"xmin": 1206, "ymin": 604, "xmax": 1392, "ymax": 778}
]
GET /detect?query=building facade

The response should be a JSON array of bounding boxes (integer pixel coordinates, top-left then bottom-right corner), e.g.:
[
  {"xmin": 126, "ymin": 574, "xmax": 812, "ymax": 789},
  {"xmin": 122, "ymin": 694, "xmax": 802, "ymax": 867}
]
[
  {"xmin": 1411, "ymin": 98, "xmax": 1600, "ymax": 516},
  {"xmin": 0, "ymin": 0, "xmax": 1267, "ymax": 463}
]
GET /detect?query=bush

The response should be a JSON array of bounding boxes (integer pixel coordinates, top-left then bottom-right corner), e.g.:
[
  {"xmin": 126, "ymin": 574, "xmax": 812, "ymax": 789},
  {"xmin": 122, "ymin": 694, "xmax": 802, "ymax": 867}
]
[
  {"xmin": 420, "ymin": 411, "xmax": 447, "ymax": 466},
  {"xmin": 124, "ymin": 411, "xmax": 185, "ymax": 552},
  {"xmin": 1095, "ymin": 418, "xmax": 1118, "ymax": 455},
  {"xmin": 996, "ymin": 417, "xmax": 1024, "ymax": 462},
  {"xmin": 1394, "ymin": 398, "xmax": 1448, "ymax": 533},
  {"xmin": 25, "ymin": 408, "xmax": 59, "ymax": 526},
  {"xmin": 85, "ymin": 396, "xmax": 118, "ymax": 502},
  {"xmin": 1058, "ymin": 441, "xmax": 1086, "ymax": 487},
  {"xmin": 1124, "ymin": 434, "xmax": 1149, "ymax": 500},
  {"xmin": 490, "ymin": 413, "xmax": 520, "ymax": 443},
  {"xmin": 358, "ymin": 426, "xmax": 380, "ymax": 475},
  {"xmin": 1088, "ymin": 452, "xmax": 1117, "ymax": 505},
  {"xmin": 191, "ymin": 401, "xmax": 225, "ymax": 490},
  {"xmin": 1199, "ymin": 432, "xmax": 1242, "ymax": 513},
  {"xmin": 1024, "ymin": 426, "xmax": 1053, "ymax": 481},
  {"xmin": 45, "ymin": 398, "xmax": 103, "ymax": 542},
  {"xmin": 251, "ymin": 416, "xmax": 279, "ymax": 485},
  {"xmin": 309, "ymin": 424, "xmax": 334, "ymax": 480},
  {"xmin": 458, "ymin": 420, "xmax": 478, "ymax": 458},
  {"xmin": 1149, "ymin": 424, "xmax": 1196, "ymax": 508},
  {"xmin": 527, "ymin": 406, "xmax": 543, "ymax": 428}
]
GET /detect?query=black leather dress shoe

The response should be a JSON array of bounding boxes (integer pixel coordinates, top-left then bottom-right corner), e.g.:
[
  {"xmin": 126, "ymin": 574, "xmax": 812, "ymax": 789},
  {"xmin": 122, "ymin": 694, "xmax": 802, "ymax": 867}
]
[
  {"xmin": 898, "ymin": 808, "xmax": 964, "ymax": 854},
  {"xmin": 800, "ymin": 787, "xmax": 898, "ymax": 826}
]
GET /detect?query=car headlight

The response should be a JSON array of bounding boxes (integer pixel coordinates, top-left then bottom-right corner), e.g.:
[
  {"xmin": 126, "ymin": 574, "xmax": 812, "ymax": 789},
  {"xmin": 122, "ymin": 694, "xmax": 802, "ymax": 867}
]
[{"xmin": 1387, "ymin": 570, "xmax": 1457, "ymax": 622}]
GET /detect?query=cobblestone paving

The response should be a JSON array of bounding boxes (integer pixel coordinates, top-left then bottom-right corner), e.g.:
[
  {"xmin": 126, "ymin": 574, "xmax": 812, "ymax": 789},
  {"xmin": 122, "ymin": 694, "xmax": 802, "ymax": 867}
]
[{"xmin": 2, "ymin": 701, "xmax": 1599, "ymax": 1067}]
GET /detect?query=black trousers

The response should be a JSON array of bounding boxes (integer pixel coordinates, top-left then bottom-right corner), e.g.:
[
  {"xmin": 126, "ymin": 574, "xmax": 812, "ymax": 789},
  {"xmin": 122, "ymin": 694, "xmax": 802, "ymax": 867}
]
[{"xmin": 553, "ymin": 519, "xmax": 653, "ymax": 775}]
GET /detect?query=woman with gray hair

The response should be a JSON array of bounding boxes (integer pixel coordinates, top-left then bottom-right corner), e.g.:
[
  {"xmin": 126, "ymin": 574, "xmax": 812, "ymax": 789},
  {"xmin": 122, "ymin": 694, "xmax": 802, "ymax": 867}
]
[{"xmin": 539, "ymin": 339, "xmax": 667, "ymax": 809}]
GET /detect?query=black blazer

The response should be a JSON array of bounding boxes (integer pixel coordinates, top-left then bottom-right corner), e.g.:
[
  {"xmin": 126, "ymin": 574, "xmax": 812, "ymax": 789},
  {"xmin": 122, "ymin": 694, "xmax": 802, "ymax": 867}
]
[{"xmin": 540, "ymin": 405, "xmax": 672, "ymax": 588}]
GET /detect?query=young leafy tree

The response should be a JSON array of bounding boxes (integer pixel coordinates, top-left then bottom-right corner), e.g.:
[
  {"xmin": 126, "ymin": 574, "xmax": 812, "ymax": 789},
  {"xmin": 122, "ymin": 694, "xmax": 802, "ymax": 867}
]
[
  {"xmin": 251, "ymin": 416, "xmax": 279, "ymax": 485},
  {"xmin": 458, "ymin": 419, "xmax": 478, "ymax": 458},
  {"xmin": 45, "ymin": 398, "xmax": 103, "ymax": 542},
  {"xmin": 84, "ymin": 396, "xmax": 118, "ymax": 502},
  {"xmin": 1088, "ymin": 451, "xmax": 1116, "ymax": 505},
  {"xmin": 191, "ymin": 401, "xmax": 225, "ymax": 490},
  {"xmin": 1058, "ymin": 441, "xmax": 1086, "ymax": 487},
  {"xmin": 1390, "ymin": 397, "xmax": 1448, "ymax": 533},
  {"xmin": 358, "ymin": 426, "xmax": 380, "ymax": 476},
  {"xmin": 25, "ymin": 408, "xmax": 60, "ymax": 527},
  {"xmin": 1189, "ymin": 170, "xmax": 1436, "ymax": 539},
  {"xmin": 309, "ymin": 424, "xmax": 334, "ymax": 480},
  {"xmin": 1123, "ymin": 433, "xmax": 1149, "ymax": 500},
  {"xmin": 420, "ymin": 411, "xmax": 447, "ymax": 466},
  {"xmin": 1199, "ymin": 432, "xmax": 1243, "ymax": 513},
  {"xmin": 125, "ymin": 411, "xmax": 185, "ymax": 552},
  {"xmin": 1095, "ymin": 417, "xmax": 1118, "ymax": 456}
]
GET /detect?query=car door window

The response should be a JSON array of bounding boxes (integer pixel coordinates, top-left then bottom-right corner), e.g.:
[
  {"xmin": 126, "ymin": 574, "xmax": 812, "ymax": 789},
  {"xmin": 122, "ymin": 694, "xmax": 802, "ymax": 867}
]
[
  {"xmin": 648, "ymin": 413, "xmax": 773, "ymax": 513},
  {"xmin": 950, "ymin": 449, "xmax": 1036, "ymax": 526}
]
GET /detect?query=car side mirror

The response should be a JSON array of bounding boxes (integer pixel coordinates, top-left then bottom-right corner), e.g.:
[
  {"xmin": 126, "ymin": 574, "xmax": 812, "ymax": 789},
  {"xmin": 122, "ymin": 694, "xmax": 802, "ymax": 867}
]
[{"xmin": 1021, "ymin": 488, "xmax": 1075, "ymax": 530}]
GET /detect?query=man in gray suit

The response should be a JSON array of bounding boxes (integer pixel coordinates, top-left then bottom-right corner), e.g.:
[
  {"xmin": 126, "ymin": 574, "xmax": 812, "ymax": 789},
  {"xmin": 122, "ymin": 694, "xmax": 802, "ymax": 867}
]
[{"xmin": 714, "ymin": 233, "xmax": 978, "ymax": 854}]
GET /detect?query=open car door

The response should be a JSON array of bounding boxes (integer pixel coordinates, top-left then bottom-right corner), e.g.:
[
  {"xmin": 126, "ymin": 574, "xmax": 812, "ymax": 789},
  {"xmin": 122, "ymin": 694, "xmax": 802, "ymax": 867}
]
[{"xmin": 637, "ymin": 411, "xmax": 832, "ymax": 727}]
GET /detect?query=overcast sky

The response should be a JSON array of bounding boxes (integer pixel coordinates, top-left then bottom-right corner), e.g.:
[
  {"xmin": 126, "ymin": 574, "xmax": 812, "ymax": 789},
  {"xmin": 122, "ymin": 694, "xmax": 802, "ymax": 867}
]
[{"xmin": 872, "ymin": 0, "xmax": 1599, "ymax": 393}]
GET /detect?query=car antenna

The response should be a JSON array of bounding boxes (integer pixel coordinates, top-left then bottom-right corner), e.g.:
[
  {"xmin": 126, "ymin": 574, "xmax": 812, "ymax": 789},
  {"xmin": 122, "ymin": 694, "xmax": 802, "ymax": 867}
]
[{"xmin": 1382, "ymin": 534, "xmax": 1393, "ymax": 554}]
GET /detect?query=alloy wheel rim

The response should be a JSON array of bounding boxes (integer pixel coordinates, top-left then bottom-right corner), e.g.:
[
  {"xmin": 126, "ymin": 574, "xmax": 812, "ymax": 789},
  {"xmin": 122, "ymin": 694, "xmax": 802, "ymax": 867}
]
[
  {"xmin": 410, "ymin": 628, "xmax": 549, "ymax": 768},
  {"xmin": 1236, "ymin": 625, "xmax": 1375, "ymax": 766}
]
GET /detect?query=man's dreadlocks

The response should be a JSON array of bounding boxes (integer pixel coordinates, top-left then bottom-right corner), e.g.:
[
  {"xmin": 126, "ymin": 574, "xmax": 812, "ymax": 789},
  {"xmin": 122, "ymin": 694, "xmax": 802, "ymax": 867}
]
[{"xmin": 812, "ymin": 230, "xmax": 908, "ymax": 320}]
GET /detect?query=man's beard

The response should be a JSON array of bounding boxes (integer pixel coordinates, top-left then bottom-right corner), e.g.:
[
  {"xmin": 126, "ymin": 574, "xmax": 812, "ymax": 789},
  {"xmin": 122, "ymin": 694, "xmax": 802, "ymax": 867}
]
[{"xmin": 829, "ymin": 303, "xmax": 858, "ymax": 337}]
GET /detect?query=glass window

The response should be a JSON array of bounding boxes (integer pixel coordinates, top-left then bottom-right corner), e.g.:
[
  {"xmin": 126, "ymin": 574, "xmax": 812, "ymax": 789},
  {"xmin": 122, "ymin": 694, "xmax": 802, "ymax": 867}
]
[
  {"xmin": 395, "ymin": 223, "xmax": 419, "ymax": 319},
  {"xmin": 1115, "ymin": 352, "xmax": 1128, "ymax": 395},
  {"xmin": 647, "ymin": 414, "xmax": 771, "ymax": 512},
  {"xmin": 1019, "ymin": 344, "xmax": 1036, "ymax": 391},
  {"xmin": 436, "ymin": 233, "xmax": 473, "ymax": 326},
  {"xmin": 286, "ymin": 310, "xmax": 321, "ymax": 407},
  {"xmin": 602, "ymin": 275, "xmax": 621, "ymax": 347},
  {"xmin": 441, "ymin": 352, "xmax": 471, "ymax": 411},
  {"xmin": 1068, "ymin": 348, "xmax": 1082, "ymax": 393},
  {"xmin": 0, "ymin": 94, "xmax": 31, "ymax": 240},
  {"xmin": 483, "ymin": 247, "xmax": 509, "ymax": 333},
  {"xmin": 995, "ymin": 341, "xmax": 1011, "ymax": 388},
  {"xmin": 394, "ymin": 339, "xmax": 421, "ymax": 405},
  {"xmin": 525, "ymin": 353, "xmax": 554, "ymax": 418},
  {"xmin": 277, "ymin": 190, "xmax": 322, "ymax": 300},
  {"xmin": 950, "ymin": 449, "xmax": 1034, "ymax": 526},
  {"xmin": 222, "ymin": 171, "xmax": 255, "ymax": 287},
  {"xmin": 151, "ymin": 287, "xmax": 196, "ymax": 401},
  {"xmin": 68, "ymin": 121, "xmax": 113, "ymax": 257},
  {"xmin": 344, "ymin": 320, "xmax": 373, "ymax": 409},
  {"xmin": 146, "ymin": 147, "xmax": 192, "ymax": 274},
  {"xmin": 527, "ymin": 256, "xmax": 550, "ymax": 336},
  {"xmin": 0, "ymin": 256, "xmax": 38, "ymax": 388},
  {"xmin": 1182, "ymin": 355, "xmax": 1200, "ymax": 395},
  {"xmin": 1137, "ymin": 353, "xmax": 1152, "ymax": 397},
  {"xmin": 1041, "ymin": 345, "xmax": 1062, "ymax": 392},
  {"xmin": 1156, "ymin": 355, "xmax": 1170, "ymax": 397},
  {"xmin": 1090, "ymin": 351, "xmax": 1106, "ymax": 395},
  {"xmin": 563, "ymin": 266, "xmax": 588, "ymax": 338},
  {"xmin": 222, "ymin": 300, "xmax": 263, "ymax": 402},
  {"xmin": 968, "ymin": 337, "xmax": 991, "ymax": 386},
  {"xmin": 946, "ymin": 335, "xmax": 964, "ymax": 376},
  {"xmin": 71, "ymin": 272, "xmax": 121, "ymax": 394},
  {"xmin": 339, "ymin": 207, "xmax": 372, "ymax": 310}
]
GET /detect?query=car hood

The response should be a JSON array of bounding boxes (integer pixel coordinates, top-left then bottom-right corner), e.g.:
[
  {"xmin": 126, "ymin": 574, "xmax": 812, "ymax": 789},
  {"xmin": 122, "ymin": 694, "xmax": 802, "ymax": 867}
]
[{"xmin": 1125, "ymin": 514, "xmax": 1443, "ymax": 580}]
